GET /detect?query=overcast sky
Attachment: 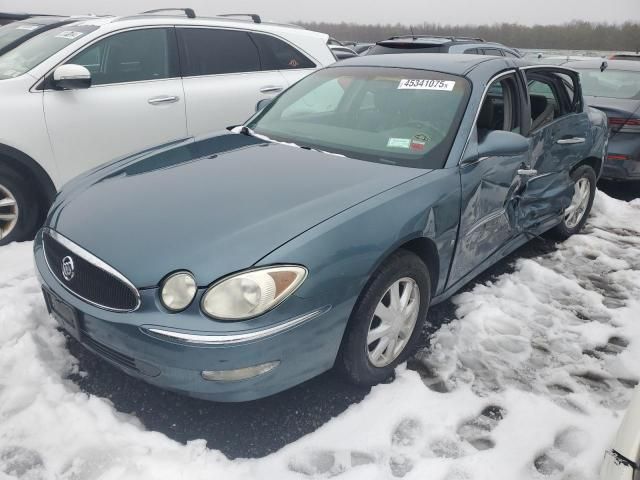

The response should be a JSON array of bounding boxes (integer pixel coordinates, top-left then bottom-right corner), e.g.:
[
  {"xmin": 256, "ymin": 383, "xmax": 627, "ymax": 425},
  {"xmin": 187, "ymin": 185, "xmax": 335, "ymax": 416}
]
[{"xmin": 2, "ymin": 0, "xmax": 638, "ymax": 25}]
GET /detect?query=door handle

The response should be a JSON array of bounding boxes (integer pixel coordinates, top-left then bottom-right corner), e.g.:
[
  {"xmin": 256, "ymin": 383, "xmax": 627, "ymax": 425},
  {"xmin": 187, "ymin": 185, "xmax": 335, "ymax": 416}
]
[
  {"xmin": 556, "ymin": 137, "xmax": 585, "ymax": 145},
  {"xmin": 517, "ymin": 169, "xmax": 538, "ymax": 177},
  {"xmin": 148, "ymin": 95, "xmax": 179, "ymax": 105},
  {"xmin": 259, "ymin": 85, "xmax": 284, "ymax": 94}
]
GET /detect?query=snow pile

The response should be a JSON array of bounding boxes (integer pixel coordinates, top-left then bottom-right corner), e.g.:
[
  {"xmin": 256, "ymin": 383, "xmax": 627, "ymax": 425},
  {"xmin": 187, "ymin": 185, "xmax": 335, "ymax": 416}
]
[{"xmin": 1, "ymin": 191, "xmax": 639, "ymax": 480}]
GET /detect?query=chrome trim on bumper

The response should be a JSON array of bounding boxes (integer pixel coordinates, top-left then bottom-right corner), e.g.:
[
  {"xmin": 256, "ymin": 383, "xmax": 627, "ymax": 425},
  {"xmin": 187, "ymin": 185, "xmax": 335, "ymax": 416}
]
[
  {"xmin": 42, "ymin": 228, "xmax": 141, "ymax": 312},
  {"xmin": 142, "ymin": 305, "xmax": 331, "ymax": 345}
]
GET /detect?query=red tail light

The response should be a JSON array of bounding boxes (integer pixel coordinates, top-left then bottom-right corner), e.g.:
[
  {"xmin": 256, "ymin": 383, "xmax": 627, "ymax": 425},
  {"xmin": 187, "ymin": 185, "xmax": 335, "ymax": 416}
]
[
  {"xmin": 607, "ymin": 154, "xmax": 631, "ymax": 161},
  {"xmin": 609, "ymin": 117, "xmax": 640, "ymax": 133}
]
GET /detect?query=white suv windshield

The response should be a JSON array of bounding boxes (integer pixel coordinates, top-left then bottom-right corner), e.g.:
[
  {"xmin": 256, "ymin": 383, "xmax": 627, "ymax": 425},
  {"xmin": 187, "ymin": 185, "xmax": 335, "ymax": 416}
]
[{"xmin": 0, "ymin": 24, "xmax": 98, "ymax": 79}]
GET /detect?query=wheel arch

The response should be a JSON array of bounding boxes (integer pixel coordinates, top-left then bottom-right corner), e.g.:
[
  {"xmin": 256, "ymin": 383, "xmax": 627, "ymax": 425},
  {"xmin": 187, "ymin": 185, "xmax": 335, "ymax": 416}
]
[
  {"xmin": 335, "ymin": 234, "xmax": 441, "ymax": 369},
  {"xmin": 0, "ymin": 143, "xmax": 57, "ymax": 209},
  {"xmin": 572, "ymin": 155, "xmax": 603, "ymax": 178}
]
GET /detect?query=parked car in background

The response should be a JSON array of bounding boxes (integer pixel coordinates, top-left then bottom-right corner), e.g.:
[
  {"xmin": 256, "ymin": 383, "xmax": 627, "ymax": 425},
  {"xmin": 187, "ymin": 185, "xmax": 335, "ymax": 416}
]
[
  {"xmin": 35, "ymin": 53, "xmax": 606, "ymax": 402},
  {"xmin": 353, "ymin": 42, "xmax": 374, "ymax": 54},
  {"xmin": 564, "ymin": 59, "xmax": 640, "ymax": 181},
  {"xmin": 0, "ymin": 9, "xmax": 335, "ymax": 245},
  {"xmin": 365, "ymin": 35, "xmax": 521, "ymax": 58},
  {"xmin": 534, "ymin": 54, "xmax": 598, "ymax": 64},
  {"xmin": 330, "ymin": 44, "xmax": 358, "ymax": 60},
  {"xmin": 610, "ymin": 53, "xmax": 640, "ymax": 61},
  {"xmin": 600, "ymin": 386, "xmax": 640, "ymax": 480},
  {"xmin": 0, "ymin": 16, "xmax": 86, "ymax": 57},
  {"xmin": 0, "ymin": 12, "xmax": 51, "ymax": 26}
]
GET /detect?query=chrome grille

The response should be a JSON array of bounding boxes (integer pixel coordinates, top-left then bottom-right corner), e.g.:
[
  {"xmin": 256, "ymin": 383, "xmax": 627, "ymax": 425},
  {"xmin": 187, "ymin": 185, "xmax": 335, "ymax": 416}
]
[{"xmin": 42, "ymin": 229, "xmax": 140, "ymax": 312}]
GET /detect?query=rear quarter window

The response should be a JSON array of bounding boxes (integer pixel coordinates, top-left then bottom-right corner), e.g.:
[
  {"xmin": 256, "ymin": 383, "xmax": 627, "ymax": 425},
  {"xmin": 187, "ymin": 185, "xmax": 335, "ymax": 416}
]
[{"xmin": 250, "ymin": 32, "xmax": 315, "ymax": 70}]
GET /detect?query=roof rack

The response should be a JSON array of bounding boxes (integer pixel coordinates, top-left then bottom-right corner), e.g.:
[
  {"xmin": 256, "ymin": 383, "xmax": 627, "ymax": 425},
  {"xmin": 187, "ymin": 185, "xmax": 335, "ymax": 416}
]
[
  {"xmin": 141, "ymin": 8, "xmax": 196, "ymax": 18},
  {"xmin": 217, "ymin": 13, "xmax": 261, "ymax": 23},
  {"xmin": 388, "ymin": 34, "xmax": 485, "ymax": 42}
]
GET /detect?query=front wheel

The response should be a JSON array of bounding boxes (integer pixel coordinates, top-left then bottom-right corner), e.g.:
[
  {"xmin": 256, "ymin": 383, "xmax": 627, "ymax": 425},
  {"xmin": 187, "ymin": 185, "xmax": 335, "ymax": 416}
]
[
  {"xmin": 551, "ymin": 165, "xmax": 596, "ymax": 240},
  {"xmin": 0, "ymin": 166, "xmax": 39, "ymax": 246},
  {"xmin": 339, "ymin": 250, "xmax": 431, "ymax": 386}
]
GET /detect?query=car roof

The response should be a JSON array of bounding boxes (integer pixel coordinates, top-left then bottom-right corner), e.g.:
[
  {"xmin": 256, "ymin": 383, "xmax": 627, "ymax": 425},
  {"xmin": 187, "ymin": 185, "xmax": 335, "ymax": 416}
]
[
  {"xmin": 17, "ymin": 15, "xmax": 71, "ymax": 25},
  {"xmin": 331, "ymin": 53, "xmax": 527, "ymax": 76},
  {"xmin": 564, "ymin": 59, "xmax": 640, "ymax": 72},
  {"xmin": 62, "ymin": 13, "xmax": 328, "ymax": 41}
]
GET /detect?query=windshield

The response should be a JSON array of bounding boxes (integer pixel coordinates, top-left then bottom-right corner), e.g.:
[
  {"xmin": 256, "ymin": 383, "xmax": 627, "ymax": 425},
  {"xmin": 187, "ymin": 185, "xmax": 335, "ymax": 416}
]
[
  {"xmin": 576, "ymin": 68, "xmax": 640, "ymax": 100},
  {"xmin": 247, "ymin": 66, "xmax": 471, "ymax": 169},
  {"xmin": 0, "ymin": 24, "xmax": 98, "ymax": 79}
]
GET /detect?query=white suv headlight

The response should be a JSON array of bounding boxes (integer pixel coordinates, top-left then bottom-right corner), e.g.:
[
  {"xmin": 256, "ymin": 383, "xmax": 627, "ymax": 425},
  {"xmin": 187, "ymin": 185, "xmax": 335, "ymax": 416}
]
[
  {"xmin": 160, "ymin": 271, "xmax": 197, "ymax": 312},
  {"xmin": 201, "ymin": 266, "xmax": 307, "ymax": 320}
]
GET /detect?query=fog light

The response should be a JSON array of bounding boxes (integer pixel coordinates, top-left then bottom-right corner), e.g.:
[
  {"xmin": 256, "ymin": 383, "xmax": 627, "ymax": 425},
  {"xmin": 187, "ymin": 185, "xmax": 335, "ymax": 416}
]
[{"xmin": 201, "ymin": 361, "xmax": 280, "ymax": 382}]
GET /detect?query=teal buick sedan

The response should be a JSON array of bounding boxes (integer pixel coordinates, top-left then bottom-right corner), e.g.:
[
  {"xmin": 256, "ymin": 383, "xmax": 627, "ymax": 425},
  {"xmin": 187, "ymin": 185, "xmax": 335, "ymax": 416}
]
[{"xmin": 35, "ymin": 54, "xmax": 607, "ymax": 401}]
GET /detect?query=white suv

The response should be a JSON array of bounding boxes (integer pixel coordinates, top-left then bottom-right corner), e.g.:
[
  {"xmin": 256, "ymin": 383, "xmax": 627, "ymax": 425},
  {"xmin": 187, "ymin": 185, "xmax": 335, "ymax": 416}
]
[{"xmin": 0, "ymin": 9, "xmax": 335, "ymax": 245}]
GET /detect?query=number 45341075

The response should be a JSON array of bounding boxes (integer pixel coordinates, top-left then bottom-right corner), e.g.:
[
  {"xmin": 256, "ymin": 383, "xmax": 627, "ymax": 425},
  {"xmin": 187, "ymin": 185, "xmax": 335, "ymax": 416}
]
[{"xmin": 398, "ymin": 79, "xmax": 456, "ymax": 91}]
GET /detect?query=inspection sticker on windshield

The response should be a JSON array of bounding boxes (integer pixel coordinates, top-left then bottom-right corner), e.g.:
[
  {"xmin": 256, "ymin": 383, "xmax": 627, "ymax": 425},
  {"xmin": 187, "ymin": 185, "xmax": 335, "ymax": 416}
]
[
  {"xmin": 387, "ymin": 138, "xmax": 411, "ymax": 149},
  {"xmin": 398, "ymin": 79, "xmax": 456, "ymax": 91},
  {"xmin": 55, "ymin": 31, "xmax": 84, "ymax": 40}
]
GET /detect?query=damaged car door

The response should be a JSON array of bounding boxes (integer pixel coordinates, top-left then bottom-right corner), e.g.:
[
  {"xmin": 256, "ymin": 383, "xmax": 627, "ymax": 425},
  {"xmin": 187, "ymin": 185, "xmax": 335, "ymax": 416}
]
[
  {"xmin": 449, "ymin": 71, "xmax": 530, "ymax": 284},
  {"xmin": 517, "ymin": 67, "xmax": 591, "ymax": 233}
]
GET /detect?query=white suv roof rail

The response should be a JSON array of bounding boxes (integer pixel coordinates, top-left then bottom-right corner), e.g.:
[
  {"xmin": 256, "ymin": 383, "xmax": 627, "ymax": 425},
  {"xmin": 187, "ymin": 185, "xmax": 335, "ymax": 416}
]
[
  {"xmin": 140, "ymin": 8, "xmax": 196, "ymax": 18},
  {"xmin": 117, "ymin": 9, "xmax": 306, "ymax": 30}
]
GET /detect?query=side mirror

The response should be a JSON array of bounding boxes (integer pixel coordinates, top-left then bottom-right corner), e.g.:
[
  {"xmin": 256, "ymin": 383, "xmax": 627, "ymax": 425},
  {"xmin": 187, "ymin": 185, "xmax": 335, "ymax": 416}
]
[
  {"xmin": 52, "ymin": 64, "xmax": 91, "ymax": 90},
  {"xmin": 256, "ymin": 98, "xmax": 273, "ymax": 112},
  {"xmin": 475, "ymin": 130, "xmax": 529, "ymax": 159}
]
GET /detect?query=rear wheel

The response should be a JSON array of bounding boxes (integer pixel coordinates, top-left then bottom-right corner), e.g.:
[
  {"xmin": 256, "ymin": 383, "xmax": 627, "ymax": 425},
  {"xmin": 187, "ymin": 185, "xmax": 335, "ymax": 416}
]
[
  {"xmin": 0, "ymin": 165, "xmax": 39, "ymax": 246},
  {"xmin": 551, "ymin": 165, "xmax": 596, "ymax": 240},
  {"xmin": 340, "ymin": 250, "xmax": 431, "ymax": 386}
]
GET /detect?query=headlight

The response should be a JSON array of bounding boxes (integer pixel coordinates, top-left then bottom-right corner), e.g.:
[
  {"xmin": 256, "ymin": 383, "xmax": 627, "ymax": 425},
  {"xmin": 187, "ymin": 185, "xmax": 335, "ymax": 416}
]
[
  {"xmin": 201, "ymin": 266, "xmax": 307, "ymax": 320},
  {"xmin": 160, "ymin": 271, "xmax": 197, "ymax": 312}
]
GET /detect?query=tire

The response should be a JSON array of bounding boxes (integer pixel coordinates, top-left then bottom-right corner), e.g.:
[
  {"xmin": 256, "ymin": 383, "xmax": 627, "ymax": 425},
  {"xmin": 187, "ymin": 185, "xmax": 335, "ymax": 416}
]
[
  {"xmin": 0, "ymin": 165, "xmax": 40, "ymax": 246},
  {"xmin": 550, "ymin": 165, "xmax": 597, "ymax": 240},
  {"xmin": 340, "ymin": 249, "xmax": 431, "ymax": 386}
]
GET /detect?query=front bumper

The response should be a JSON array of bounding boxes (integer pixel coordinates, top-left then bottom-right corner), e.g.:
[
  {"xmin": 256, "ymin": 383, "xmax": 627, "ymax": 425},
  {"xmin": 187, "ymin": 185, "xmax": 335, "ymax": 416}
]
[{"xmin": 34, "ymin": 239, "xmax": 349, "ymax": 402}]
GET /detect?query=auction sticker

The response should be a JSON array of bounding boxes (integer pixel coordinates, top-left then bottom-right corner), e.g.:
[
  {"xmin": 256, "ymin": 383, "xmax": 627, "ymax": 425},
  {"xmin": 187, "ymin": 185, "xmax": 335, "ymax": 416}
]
[
  {"xmin": 55, "ymin": 31, "xmax": 84, "ymax": 40},
  {"xmin": 398, "ymin": 79, "xmax": 455, "ymax": 91},
  {"xmin": 387, "ymin": 138, "xmax": 411, "ymax": 149}
]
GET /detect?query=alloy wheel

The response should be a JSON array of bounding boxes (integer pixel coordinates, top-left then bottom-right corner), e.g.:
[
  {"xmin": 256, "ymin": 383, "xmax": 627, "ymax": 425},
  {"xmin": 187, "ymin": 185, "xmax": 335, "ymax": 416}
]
[
  {"xmin": 366, "ymin": 277, "xmax": 420, "ymax": 368},
  {"xmin": 0, "ymin": 183, "xmax": 19, "ymax": 240},
  {"xmin": 564, "ymin": 177, "xmax": 590, "ymax": 229}
]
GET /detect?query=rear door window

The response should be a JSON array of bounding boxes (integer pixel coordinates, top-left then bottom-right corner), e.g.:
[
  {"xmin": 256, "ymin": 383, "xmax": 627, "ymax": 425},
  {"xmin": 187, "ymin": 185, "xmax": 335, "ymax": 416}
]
[
  {"xmin": 178, "ymin": 28, "xmax": 260, "ymax": 76},
  {"xmin": 67, "ymin": 28, "xmax": 177, "ymax": 85},
  {"xmin": 249, "ymin": 32, "xmax": 315, "ymax": 70}
]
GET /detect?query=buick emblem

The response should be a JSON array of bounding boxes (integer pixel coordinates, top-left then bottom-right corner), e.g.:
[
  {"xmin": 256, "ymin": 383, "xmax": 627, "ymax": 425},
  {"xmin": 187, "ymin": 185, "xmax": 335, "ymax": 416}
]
[{"xmin": 61, "ymin": 256, "xmax": 75, "ymax": 281}]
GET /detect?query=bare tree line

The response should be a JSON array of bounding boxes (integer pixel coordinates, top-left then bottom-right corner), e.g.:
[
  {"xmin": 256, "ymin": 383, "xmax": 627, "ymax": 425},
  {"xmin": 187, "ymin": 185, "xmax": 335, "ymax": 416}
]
[{"xmin": 297, "ymin": 21, "xmax": 640, "ymax": 52}]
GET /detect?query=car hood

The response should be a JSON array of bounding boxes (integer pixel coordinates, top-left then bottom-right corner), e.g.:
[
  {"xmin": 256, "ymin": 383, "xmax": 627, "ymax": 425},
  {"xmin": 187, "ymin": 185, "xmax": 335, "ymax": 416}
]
[{"xmin": 48, "ymin": 132, "xmax": 427, "ymax": 288}]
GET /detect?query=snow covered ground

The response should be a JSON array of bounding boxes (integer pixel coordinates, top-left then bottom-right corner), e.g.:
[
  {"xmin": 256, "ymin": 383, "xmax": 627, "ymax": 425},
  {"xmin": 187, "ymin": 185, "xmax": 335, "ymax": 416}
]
[{"xmin": 1, "ymin": 191, "xmax": 639, "ymax": 480}]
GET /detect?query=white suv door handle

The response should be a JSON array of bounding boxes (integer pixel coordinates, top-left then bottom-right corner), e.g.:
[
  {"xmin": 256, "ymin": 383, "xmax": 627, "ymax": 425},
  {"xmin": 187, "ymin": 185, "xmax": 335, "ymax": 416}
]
[
  {"xmin": 259, "ymin": 85, "xmax": 284, "ymax": 94},
  {"xmin": 148, "ymin": 95, "xmax": 179, "ymax": 105},
  {"xmin": 556, "ymin": 137, "xmax": 585, "ymax": 145}
]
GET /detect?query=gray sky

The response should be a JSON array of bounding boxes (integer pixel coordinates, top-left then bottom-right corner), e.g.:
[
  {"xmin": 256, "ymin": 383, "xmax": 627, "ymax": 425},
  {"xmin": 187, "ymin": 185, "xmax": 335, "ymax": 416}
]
[{"xmin": 2, "ymin": 0, "xmax": 639, "ymax": 25}]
